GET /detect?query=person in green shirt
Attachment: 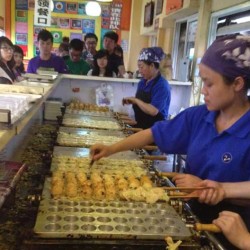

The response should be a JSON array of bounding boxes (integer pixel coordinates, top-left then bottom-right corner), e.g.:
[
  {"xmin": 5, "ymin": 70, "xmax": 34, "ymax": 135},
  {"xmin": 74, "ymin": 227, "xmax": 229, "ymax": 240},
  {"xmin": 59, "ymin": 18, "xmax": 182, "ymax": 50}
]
[{"xmin": 66, "ymin": 38, "xmax": 90, "ymax": 75}]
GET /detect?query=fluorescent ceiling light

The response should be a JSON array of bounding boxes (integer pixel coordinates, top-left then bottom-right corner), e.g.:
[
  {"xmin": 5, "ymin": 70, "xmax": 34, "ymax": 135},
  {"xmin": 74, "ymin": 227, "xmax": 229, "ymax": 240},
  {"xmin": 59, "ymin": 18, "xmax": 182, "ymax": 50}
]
[{"xmin": 86, "ymin": 1, "xmax": 101, "ymax": 16}]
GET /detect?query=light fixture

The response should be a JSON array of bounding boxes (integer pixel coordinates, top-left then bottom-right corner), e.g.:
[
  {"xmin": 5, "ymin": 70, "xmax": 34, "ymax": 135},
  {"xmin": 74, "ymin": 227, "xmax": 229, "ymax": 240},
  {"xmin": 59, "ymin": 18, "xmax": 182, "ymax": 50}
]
[
  {"xmin": 86, "ymin": 1, "xmax": 102, "ymax": 16},
  {"xmin": 96, "ymin": 0, "xmax": 113, "ymax": 2},
  {"xmin": 50, "ymin": 0, "xmax": 54, "ymax": 11}
]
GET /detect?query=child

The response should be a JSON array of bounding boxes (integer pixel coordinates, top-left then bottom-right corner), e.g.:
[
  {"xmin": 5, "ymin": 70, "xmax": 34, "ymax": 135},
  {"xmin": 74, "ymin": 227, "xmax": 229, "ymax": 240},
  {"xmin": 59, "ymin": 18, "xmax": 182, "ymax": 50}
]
[
  {"xmin": 13, "ymin": 45, "xmax": 25, "ymax": 81},
  {"xmin": 87, "ymin": 49, "xmax": 116, "ymax": 77}
]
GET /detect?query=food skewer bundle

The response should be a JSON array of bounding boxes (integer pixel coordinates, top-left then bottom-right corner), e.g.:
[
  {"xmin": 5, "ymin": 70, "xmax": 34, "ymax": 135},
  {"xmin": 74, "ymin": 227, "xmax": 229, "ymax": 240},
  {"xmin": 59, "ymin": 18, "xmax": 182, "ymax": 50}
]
[{"xmin": 51, "ymin": 171, "xmax": 170, "ymax": 204}]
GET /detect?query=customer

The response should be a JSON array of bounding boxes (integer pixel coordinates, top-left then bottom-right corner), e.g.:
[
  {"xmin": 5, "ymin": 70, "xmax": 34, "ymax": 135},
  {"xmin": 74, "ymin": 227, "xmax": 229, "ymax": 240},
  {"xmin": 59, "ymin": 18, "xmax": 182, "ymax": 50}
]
[
  {"xmin": 122, "ymin": 47, "xmax": 171, "ymax": 129},
  {"xmin": 0, "ymin": 36, "xmax": 15, "ymax": 84},
  {"xmin": 87, "ymin": 49, "xmax": 116, "ymax": 77},
  {"xmin": 66, "ymin": 38, "xmax": 90, "ymax": 75},
  {"xmin": 83, "ymin": 33, "xmax": 98, "ymax": 68},
  {"xmin": 103, "ymin": 31, "xmax": 125, "ymax": 77},
  {"xmin": 13, "ymin": 45, "xmax": 25, "ymax": 81},
  {"xmin": 195, "ymin": 180, "xmax": 250, "ymax": 250},
  {"xmin": 57, "ymin": 42, "xmax": 69, "ymax": 62},
  {"xmin": 90, "ymin": 35, "xmax": 250, "ymax": 249},
  {"xmin": 27, "ymin": 29, "xmax": 68, "ymax": 73}
]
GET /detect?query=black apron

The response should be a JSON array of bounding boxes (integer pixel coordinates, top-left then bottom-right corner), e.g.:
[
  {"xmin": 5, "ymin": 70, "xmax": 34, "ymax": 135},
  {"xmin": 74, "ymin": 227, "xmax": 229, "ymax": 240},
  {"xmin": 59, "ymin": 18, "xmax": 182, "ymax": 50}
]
[{"xmin": 133, "ymin": 74, "xmax": 164, "ymax": 129}]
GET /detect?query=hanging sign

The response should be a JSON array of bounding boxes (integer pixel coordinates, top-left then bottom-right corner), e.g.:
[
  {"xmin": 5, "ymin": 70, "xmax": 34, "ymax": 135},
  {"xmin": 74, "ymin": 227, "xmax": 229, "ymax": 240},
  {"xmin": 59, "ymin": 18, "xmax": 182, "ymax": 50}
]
[{"xmin": 34, "ymin": 0, "xmax": 52, "ymax": 26}]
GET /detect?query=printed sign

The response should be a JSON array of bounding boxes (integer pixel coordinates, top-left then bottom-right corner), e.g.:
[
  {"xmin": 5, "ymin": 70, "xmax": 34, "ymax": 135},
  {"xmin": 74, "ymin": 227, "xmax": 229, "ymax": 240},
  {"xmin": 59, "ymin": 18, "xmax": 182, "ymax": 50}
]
[
  {"xmin": 109, "ymin": 2, "xmax": 122, "ymax": 30},
  {"xmin": 34, "ymin": 0, "xmax": 52, "ymax": 26}
]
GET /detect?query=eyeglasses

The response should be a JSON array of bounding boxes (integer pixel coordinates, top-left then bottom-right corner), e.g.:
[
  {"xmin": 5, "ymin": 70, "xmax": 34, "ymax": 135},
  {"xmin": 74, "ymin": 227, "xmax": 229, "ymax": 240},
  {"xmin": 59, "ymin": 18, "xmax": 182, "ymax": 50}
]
[{"xmin": 1, "ymin": 46, "xmax": 14, "ymax": 53}]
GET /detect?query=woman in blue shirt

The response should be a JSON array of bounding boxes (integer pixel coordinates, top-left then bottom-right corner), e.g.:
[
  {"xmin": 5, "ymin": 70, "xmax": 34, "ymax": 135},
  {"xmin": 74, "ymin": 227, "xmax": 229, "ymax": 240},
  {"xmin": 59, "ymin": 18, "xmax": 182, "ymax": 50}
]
[
  {"xmin": 90, "ymin": 35, "xmax": 250, "ymax": 249},
  {"xmin": 122, "ymin": 47, "xmax": 171, "ymax": 129}
]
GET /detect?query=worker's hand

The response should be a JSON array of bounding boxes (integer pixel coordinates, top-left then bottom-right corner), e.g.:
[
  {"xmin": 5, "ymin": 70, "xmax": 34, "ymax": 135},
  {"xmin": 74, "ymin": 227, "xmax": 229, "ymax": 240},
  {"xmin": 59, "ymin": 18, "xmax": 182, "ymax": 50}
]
[
  {"xmin": 195, "ymin": 180, "xmax": 225, "ymax": 205},
  {"xmin": 172, "ymin": 173, "xmax": 202, "ymax": 187},
  {"xmin": 213, "ymin": 211, "xmax": 250, "ymax": 249},
  {"xmin": 122, "ymin": 97, "xmax": 137, "ymax": 105},
  {"xmin": 90, "ymin": 144, "xmax": 112, "ymax": 161}
]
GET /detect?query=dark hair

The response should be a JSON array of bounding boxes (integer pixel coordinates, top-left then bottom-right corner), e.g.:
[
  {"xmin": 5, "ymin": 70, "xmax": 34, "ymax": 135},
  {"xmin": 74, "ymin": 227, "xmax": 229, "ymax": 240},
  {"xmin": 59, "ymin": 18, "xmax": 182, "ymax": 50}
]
[
  {"xmin": 58, "ymin": 42, "xmax": 69, "ymax": 52},
  {"xmin": 0, "ymin": 36, "xmax": 16, "ymax": 82},
  {"xmin": 114, "ymin": 44, "xmax": 123, "ymax": 59},
  {"xmin": 69, "ymin": 39, "xmax": 84, "ymax": 51},
  {"xmin": 13, "ymin": 45, "xmax": 24, "ymax": 57},
  {"xmin": 13, "ymin": 45, "xmax": 25, "ymax": 73},
  {"xmin": 223, "ymin": 75, "xmax": 250, "ymax": 101},
  {"xmin": 142, "ymin": 60, "xmax": 160, "ymax": 69},
  {"xmin": 62, "ymin": 36, "xmax": 69, "ymax": 44},
  {"xmin": 84, "ymin": 33, "xmax": 98, "ymax": 42},
  {"xmin": 103, "ymin": 31, "xmax": 118, "ymax": 43},
  {"xmin": 38, "ymin": 29, "xmax": 53, "ymax": 43},
  {"xmin": 92, "ymin": 49, "xmax": 113, "ymax": 77}
]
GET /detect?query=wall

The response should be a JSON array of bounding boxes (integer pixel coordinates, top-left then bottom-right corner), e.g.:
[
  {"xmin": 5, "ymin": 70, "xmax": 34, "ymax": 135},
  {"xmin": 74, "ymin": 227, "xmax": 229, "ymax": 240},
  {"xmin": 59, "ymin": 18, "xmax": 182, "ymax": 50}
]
[
  {"xmin": 10, "ymin": 0, "xmax": 132, "ymax": 67},
  {"xmin": 211, "ymin": 0, "xmax": 248, "ymax": 11}
]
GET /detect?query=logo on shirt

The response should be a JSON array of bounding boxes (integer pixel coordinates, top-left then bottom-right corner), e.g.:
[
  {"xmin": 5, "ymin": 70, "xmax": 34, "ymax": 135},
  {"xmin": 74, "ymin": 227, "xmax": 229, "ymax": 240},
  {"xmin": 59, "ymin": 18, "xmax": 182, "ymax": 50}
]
[{"xmin": 222, "ymin": 152, "xmax": 232, "ymax": 163}]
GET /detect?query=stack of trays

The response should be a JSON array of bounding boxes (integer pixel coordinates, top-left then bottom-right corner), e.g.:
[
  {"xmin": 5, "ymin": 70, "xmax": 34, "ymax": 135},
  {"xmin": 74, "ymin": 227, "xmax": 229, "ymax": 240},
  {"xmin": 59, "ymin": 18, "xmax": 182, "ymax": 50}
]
[{"xmin": 44, "ymin": 99, "xmax": 63, "ymax": 121}]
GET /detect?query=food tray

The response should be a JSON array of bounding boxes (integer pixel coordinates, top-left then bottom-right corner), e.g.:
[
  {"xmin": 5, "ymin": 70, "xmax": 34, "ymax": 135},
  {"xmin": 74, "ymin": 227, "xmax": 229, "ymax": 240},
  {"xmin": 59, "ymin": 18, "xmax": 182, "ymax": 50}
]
[
  {"xmin": 57, "ymin": 127, "xmax": 125, "ymax": 147},
  {"xmin": 51, "ymin": 146, "xmax": 147, "ymax": 177},
  {"xmin": 62, "ymin": 114, "xmax": 122, "ymax": 130},
  {"xmin": 65, "ymin": 107, "xmax": 113, "ymax": 117},
  {"xmin": 34, "ymin": 179, "xmax": 191, "ymax": 240}
]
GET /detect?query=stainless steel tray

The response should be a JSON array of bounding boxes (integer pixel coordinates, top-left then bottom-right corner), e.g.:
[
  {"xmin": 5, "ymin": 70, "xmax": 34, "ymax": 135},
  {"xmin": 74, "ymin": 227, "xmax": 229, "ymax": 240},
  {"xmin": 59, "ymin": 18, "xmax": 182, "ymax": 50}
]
[
  {"xmin": 34, "ymin": 178, "xmax": 191, "ymax": 240},
  {"xmin": 62, "ymin": 114, "xmax": 122, "ymax": 130},
  {"xmin": 65, "ymin": 107, "xmax": 113, "ymax": 117},
  {"xmin": 51, "ymin": 147, "xmax": 147, "ymax": 177},
  {"xmin": 57, "ymin": 127, "xmax": 125, "ymax": 147}
]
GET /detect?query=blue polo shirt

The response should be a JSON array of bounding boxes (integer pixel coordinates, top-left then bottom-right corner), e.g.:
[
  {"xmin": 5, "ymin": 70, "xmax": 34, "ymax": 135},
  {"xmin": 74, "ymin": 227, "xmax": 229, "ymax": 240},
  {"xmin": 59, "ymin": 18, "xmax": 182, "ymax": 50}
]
[
  {"xmin": 152, "ymin": 105, "xmax": 250, "ymax": 182},
  {"xmin": 137, "ymin": 75, "xmax": 171, "ymax": 119}
]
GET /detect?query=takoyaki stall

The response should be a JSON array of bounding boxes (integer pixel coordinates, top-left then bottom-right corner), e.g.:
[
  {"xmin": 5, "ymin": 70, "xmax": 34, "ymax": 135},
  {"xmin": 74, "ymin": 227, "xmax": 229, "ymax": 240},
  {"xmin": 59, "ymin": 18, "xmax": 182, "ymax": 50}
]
[{"xmin": 0, "ymin": 75, "xmax": 227, "ymax": 250}]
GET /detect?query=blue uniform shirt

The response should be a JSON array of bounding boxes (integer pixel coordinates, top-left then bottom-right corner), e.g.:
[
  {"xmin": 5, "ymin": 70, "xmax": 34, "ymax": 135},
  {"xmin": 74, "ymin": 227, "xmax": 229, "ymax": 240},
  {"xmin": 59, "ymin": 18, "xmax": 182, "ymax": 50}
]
[
  {"xmin": 151, "ymin": 105, "xmax": 250, "ymax": 182},
  {"xmin": 137, "ymin": 75, "xmax": 171, "ymax": 119}
]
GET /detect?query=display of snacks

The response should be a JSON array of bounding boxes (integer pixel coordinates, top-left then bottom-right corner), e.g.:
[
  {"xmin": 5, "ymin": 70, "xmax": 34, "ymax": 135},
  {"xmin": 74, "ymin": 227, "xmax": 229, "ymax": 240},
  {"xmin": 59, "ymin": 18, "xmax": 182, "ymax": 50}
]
[
  {"xmin": 57, "ymin": 130, "xmax": 123, "ymax": 147},
  {"xmin": 68, "ymin": 100, "xmax": 109, "ymax": 112},
  {"xmin": 51, "ymin": 155, "xmax": 147, "ymax": 177},
  {"xmin": 62, "ymin": 114, "xmax": 121, "ymax": 130}
]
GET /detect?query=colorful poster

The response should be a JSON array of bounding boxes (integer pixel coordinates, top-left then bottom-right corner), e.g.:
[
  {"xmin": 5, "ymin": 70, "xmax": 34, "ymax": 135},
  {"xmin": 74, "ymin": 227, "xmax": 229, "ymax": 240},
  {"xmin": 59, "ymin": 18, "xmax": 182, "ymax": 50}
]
[
  {"xmin": 16, "ymin": 33, "xmax": 28, "ymax": 45},
  {"xmin": 109, "ymin": 3, "xmax": 122, "ymax": 30},
  {"xmin": 59, "ymin": 18, "xmax": 70, "ymax": 29},
  {"xmin": 82, "ymin": 19, "xmax": 95, "ymax": 34},
  {"xmin": 78, "ymin": 3, "xmax": 86, "ymax": 15},
  {"xmin": 101, "ymin": 5, "xmax": 110, "ymax": 17},
  {"xmin": 16, "ymin": 10, "xmax": 28, "ymax": 22},
  {"xmin": 34, "ymin": 0, "xmax": 52, "ymax": 26},
  {"xmin": 28, "ymin": 0, "xmax": 35, "ymax": 9},
  {"xmin": 71, "ymin": 19, "xmax": 82, "ymax": 30},
  {"xmin": 66, "ymin": 2, "xmax": 78, "ymax": 14},
  {"xmin": 51, "ymin": 17, "xmax": 59, "ymax": 27},
  {"xmin": 53, "ymin": 1, "xmax": 66, "ymax": 13},
  {"xmin": 70, "ymin": 32, "xmax": 83, "ymax": 41},
  {"xmin": 16, "ymin": 22, "xmax": 28, "ymax": 33},
  {"xmin": 19, "ymin": 45, "xmax": 28, "ymax": 57},
  {"xmin": 16, "ymin": 0, "xmax": 28, "ymax": 10},
  {"xmin": 51, "ymin": 31, "xmax": 62, "ymax": 43},
  {"xmin": 101, "ymin": 17, "xmax": 110, "ymax": 29}
]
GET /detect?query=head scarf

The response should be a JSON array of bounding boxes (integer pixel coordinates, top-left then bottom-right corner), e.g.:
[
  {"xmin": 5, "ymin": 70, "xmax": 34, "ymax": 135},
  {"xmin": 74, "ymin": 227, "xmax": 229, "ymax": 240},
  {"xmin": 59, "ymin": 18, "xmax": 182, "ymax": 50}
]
[
  {"xmin": 201, "ymin": 35, "xmax": 250, "ymax": 80},
  {"xmin": 138, "ymin": 47, "xmax": 166, "ymax": 63}
]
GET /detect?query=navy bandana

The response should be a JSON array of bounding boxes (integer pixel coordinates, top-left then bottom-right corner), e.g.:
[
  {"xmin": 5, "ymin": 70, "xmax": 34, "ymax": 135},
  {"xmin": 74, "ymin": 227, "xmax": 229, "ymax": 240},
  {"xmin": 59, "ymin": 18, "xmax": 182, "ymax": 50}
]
[
  {"xmin": 201, "ymin": 35, "xmax": 250, "ymax": 80},
  {"xmin": 138, "ymin": 47, "xmax": 166, "ymax": 63}
]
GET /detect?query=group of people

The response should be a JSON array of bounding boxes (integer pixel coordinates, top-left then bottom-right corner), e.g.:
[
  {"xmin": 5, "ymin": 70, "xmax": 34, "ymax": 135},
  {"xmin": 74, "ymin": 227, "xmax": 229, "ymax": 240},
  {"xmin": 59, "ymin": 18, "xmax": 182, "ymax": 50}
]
[
  {"xmin": 0, "ymin": 36, "xmax": 25, "ymax": 84},
  {"xmin": 0, "ymin": 29, "xmax": 127, "ymax": 84},
  {"xmin": 90, "ymin": 35, "xmax": 250, "ymax": 249}
]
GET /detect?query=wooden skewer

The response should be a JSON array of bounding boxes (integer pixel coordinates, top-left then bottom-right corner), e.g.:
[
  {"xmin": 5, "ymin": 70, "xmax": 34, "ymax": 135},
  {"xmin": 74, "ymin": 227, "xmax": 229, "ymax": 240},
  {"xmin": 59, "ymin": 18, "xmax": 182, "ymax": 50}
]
[
  {"xmin": 141, "ymin": 145, "xmax": 158, "ymax": 151},
  {"xmin": 162, "ymin": 186, "xmax": 211, "ymax": 191},
  {"xmin": 169, "ymin": 194, "xmax": 199, "ymax": 199},
  {"xmin": 142, "ymin": 155, "xmax": 167, "ymax": 161},
  {"xmin": 194, "ymin": 223, "xmax": 221, "ymax": 233}
]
